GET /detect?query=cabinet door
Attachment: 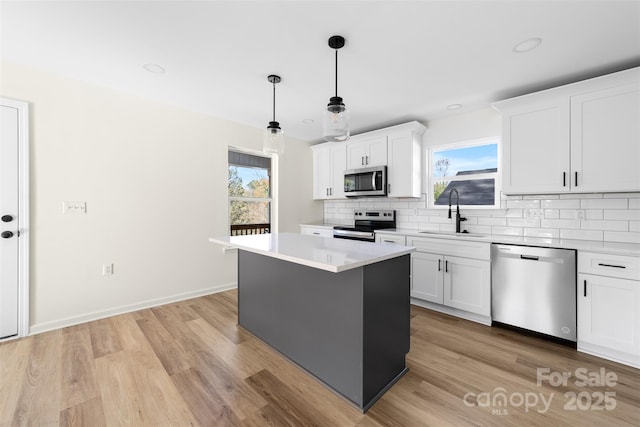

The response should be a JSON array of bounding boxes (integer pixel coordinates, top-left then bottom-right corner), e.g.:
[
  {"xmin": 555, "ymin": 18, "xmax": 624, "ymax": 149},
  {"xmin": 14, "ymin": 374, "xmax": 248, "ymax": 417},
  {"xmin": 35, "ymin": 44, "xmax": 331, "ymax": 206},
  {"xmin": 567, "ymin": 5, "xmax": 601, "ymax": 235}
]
[
  {"xmin": 387, "ymin": 133, "xmax": 421, "ymax": 198},
  {"xmin": 443, "ymin": 256, "xmax": 490, "ymax": 316},
  {"xmin": 329, "ymin": 144, "xmax": 346, "ymax": 198},
  {"xmin": 365, "ymin": 136, "xmax": 388, "ymax": 167},
  {"xmin": 571, "ymin": 82, "xmax": 640, "ymax": 192},
  {"xmin": 578, "ymin": 273, "xmax": 640, "ymax": 355},
  {"xmin": 312, "ymin": 145, "xmax": 332, "ymax": 199},
  {"xmin": 346, "ymin": 140, "xmax": 368, "ymax": 169},
  {"xmin": 411, "ymin": 252, "xmax": 444, "ymax": 304},
  {"xmin": 500, "ymin": 97, "xmax": 571, "ymax": 194}
]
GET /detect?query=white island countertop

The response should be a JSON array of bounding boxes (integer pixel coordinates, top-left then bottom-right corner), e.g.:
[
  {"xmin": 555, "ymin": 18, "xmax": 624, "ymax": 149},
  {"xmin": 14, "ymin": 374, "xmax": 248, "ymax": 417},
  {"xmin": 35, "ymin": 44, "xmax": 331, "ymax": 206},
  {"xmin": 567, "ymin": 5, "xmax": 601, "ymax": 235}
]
[{"xmin": 209, "ymin": 232, "xmax": 414, "ymax": 273}]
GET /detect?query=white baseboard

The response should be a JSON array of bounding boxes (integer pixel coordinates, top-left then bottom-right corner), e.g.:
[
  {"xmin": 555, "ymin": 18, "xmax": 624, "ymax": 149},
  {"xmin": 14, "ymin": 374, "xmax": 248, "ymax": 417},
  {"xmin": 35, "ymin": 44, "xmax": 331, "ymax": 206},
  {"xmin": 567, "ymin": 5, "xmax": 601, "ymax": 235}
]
[{"xmin": 28, "ymin": 282, "xmax": 238, "ymax": 335}]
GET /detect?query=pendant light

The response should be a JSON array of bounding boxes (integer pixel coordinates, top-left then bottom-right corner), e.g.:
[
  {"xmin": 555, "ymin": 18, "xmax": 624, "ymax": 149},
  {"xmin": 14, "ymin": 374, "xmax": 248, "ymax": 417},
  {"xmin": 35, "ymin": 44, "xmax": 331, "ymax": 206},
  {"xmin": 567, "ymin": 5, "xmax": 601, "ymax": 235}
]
[
  {"xmin": 323, "ymin": 35, "xmax": 350, "ymax": 142},
  {"xmin": 263, "ymin": 74, "xmax": 285, "ymax": 155}
]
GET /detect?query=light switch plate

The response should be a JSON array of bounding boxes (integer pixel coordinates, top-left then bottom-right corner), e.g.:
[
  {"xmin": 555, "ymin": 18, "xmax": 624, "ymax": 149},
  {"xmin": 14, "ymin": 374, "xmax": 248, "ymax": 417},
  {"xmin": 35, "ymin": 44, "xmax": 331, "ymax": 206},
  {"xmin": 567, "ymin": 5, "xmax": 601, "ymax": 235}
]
[{"xmin": 63, "ymin": 201, "xmax": 87, "ymax": 214}]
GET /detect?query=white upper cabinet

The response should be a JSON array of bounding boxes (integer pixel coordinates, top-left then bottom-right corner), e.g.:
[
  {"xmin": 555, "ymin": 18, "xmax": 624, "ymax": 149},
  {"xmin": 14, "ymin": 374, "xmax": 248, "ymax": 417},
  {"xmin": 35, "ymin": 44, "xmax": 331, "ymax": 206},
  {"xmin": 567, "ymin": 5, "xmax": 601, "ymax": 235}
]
[
  {"xmin": 313, "ymin": 121, "xmax": 427, "ymax": 199},
  {"xmin": 387, "ymin": 123, "xmax": 426, "ymax": 198},
  {"xmin": 571, "ymin": 82, "xmax": 640, "ymax": 192},
  {"xmin": 312, "ymin": 142, "xmax": 346, "ymax": 200},
  {"xmin": 493, "ymin": 67, "xmax": 640, "ymax": 195},
  {"xmin": 346, "ymin": 135, "xmax": 388, "ymax": 169}
]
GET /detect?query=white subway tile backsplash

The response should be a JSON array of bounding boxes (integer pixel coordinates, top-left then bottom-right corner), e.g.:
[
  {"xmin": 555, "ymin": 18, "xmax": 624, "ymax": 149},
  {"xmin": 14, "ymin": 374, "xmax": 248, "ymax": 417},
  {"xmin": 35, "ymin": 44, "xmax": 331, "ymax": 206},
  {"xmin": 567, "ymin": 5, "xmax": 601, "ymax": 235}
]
[
  {"xmin": 560, "ymin": 229, "xmax": 604, "ymax": 241},
  {"xmin": 603, "ymin": 231, "xmax": 640, "ymax": 244},
  {"xmin": 581, "ymin": 220, "xmax": 628, "ymax": 231},
  {"xmin": 543, "ymin": 209, "xmax": 560, "ymax": 219},
  {"xmin": 541, "ymin": 199, "xmax": 580, "ymax": 209},
  {"xmin": 581, "ymin": 198, "xmax": 628, "ymax": 209},
  {"xmin": 524, "ymin": 228, "xmax": 560, "ymax": 239},
  {"xmin": 604, "ymin": 210, "xmax": 640, "ymax": 221},
  {"xmin": 506, "ymin": 199, "xmax": 541, "ymax": 209},
  {"xmin": 323, "ymin": 192, "xmax": 640, "ymax": 245},
  {"xmin": 507, "ymin": 218, "xmax": 541, "ymax": 228}
]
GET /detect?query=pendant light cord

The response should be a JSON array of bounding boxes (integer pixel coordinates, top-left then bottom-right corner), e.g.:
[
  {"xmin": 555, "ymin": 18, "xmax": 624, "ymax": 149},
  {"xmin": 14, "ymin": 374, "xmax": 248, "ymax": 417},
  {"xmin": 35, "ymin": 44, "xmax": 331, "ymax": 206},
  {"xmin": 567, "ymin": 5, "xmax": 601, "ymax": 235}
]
[
  {"xmin": 272, "ymin": 82, "xmax": 276, "ymax": 122},
  {"xmin": 335, "ymin": 49, "xmax": 339, "ymax": 97}
]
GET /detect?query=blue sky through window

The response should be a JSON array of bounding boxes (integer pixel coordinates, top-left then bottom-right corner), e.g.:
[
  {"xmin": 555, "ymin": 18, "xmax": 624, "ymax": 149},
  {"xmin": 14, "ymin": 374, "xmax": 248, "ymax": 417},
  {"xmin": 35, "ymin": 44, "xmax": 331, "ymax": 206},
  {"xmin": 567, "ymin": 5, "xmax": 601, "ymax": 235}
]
[{"xmin": 433, "ymin": 144, "xmax": 498, "ymax": 177}]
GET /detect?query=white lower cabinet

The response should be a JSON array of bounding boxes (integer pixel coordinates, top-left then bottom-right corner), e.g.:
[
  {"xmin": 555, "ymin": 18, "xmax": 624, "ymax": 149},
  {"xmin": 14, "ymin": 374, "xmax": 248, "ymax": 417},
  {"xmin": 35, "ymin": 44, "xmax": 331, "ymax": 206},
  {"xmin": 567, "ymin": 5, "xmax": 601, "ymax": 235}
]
[
  {"xmin": 408, "ymin": 236, "xmax": 491, "ymax": 322},
  {"xmin": 577, "ymin": 251, "xmax": 640, "ymax": 368}
]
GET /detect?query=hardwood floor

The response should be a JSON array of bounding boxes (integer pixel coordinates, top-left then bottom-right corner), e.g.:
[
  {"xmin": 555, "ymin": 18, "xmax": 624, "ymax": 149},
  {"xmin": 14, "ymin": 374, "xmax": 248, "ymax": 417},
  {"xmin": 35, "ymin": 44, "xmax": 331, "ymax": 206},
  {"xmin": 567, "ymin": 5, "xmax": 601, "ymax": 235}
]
[{"xmin": 1, "ymin": 289, "xmax": 638, "ymax": 426}]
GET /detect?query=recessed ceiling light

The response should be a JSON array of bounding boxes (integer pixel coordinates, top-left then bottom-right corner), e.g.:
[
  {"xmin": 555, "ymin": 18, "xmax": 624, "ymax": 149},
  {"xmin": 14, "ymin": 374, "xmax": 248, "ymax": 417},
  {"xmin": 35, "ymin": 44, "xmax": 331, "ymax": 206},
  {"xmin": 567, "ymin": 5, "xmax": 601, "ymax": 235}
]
[
  {"xmin": 143, "ymin": 63, "xmax": 166, "ymax": 74},
  {"xmin": 513, "ymin": 38, "xmax": 542, "ymax": 53},
  {"xmin": 302, "ymin": 119, "xmax": 315, "ymax": 124},
  {"xmin": 447, "ymin": 104, "xmax": 462, "ymax": 110}
]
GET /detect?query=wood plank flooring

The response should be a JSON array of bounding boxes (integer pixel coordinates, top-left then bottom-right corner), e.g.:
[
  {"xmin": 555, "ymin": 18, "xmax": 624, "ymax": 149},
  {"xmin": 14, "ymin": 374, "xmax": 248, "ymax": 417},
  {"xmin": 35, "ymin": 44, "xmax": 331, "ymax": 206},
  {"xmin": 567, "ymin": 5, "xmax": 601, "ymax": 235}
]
[{"xmin": 1, "ymin": 289, "xmax": 638, "ymax": 426}]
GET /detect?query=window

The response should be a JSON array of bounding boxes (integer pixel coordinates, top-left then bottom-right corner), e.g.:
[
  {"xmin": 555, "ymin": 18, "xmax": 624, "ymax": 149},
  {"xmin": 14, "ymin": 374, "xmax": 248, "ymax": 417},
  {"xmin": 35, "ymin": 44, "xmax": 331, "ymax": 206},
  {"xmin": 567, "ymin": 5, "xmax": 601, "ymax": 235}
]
[
  {"xmin": 228, "ymin": 150, "xmax": 271, "ymax": 235},
  {"xmin": 429, "ymin": 138, "xmax": 499, "ymax": 208}
]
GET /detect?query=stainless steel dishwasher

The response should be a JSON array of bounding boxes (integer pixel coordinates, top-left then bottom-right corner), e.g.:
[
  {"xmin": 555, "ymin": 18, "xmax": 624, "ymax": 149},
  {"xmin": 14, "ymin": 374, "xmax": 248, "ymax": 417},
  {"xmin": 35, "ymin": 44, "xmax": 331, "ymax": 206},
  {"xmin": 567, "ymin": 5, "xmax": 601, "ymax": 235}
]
[{"xmin": 492, "ymin": 244, "xmax": 577, "ymax": 342}]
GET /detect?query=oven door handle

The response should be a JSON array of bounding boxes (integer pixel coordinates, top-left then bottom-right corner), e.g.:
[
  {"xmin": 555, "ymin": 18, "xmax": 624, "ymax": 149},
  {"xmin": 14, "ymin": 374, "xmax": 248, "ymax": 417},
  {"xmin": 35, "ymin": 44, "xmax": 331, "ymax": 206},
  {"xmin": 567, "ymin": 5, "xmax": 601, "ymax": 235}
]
[{"xmin": 333, "ymin": 229, "xmax": 374, "ymax": 239}]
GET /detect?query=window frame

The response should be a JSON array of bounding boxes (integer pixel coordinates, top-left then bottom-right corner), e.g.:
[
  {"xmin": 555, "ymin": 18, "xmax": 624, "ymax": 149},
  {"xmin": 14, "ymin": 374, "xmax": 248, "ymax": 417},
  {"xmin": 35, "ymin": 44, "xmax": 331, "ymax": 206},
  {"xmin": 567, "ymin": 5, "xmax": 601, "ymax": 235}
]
[
  {"xmin": 228, "ymin": 148, "xmax": 274, "ymax": 236},
  {"xmin": 427, "ymin": 136, "xmax": 501, "ymax": 210}
]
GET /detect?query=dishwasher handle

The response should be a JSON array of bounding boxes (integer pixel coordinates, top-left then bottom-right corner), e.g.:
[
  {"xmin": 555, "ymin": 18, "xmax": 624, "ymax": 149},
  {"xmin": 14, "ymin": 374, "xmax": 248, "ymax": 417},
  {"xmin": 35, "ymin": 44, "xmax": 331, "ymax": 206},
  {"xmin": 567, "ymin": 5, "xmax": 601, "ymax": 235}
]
[{"xmin": 520, "ymin": 255, "xmax": 539, "ymax": 261}]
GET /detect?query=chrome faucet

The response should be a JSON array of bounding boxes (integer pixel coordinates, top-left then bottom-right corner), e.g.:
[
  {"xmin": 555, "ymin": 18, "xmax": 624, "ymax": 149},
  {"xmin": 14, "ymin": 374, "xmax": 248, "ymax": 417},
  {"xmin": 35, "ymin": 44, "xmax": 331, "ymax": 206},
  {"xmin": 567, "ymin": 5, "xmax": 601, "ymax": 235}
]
[{"xmin": 448, "ymin": 188, "xmax": 467, "ymax": 233}]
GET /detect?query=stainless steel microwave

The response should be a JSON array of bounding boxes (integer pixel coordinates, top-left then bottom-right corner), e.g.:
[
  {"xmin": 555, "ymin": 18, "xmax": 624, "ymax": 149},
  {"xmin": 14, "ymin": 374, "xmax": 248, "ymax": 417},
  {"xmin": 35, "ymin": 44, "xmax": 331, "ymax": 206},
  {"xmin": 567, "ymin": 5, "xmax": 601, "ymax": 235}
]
[{"xmin": 344, "ymin": 166, "xmax": 387, "ymax": 197}]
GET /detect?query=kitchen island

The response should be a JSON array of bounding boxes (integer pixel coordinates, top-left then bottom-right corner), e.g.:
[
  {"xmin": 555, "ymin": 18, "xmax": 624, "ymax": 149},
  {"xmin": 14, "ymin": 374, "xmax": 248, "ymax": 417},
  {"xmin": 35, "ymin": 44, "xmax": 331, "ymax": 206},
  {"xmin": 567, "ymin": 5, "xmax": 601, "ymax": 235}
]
[{"xmin": 209, "ymin": 232, "xmax": 413, "ymax": 411}]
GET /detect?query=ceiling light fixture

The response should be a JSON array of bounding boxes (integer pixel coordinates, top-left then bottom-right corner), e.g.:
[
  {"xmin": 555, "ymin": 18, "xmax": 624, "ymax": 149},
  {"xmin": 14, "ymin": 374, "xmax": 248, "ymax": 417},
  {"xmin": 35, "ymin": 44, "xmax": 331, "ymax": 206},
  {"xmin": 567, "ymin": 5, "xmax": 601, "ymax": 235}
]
[
  {"xmin": 513, "ymin": 38, "xmax": 542, "ymax": 53},
  {"xmin": 323, "ymin": 35, "xmax": 350, "ymax": 142},
  {"xmin": 143, "ymin": 63, "xmax": 165, "ymax": 74},
  {"xmin": 447, "ymin": 104, "xmax": 462, "ymax": 111},
  {"xmin": 263, "ymin": 74, "xmax": 285, "ymax": 155}
]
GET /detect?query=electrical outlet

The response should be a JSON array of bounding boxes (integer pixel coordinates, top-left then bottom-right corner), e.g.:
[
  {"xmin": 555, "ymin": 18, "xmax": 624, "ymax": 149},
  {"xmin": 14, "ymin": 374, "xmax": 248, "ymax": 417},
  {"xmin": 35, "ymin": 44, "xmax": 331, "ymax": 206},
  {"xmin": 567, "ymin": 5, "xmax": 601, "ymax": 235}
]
[
  {"xmin": 102, "ymin": 263, "xmax": 114, "ymax": 276},
  {"xmin": 63, "ymin": 201, "xmax": 87, "ymax": 214},
  {"xmin": 576, "ymin": 210, "xmax": 586, "ymax": 220},
  {"xmin": 525, "ymin": 209, "xmax": 543, "ymax": 218}
]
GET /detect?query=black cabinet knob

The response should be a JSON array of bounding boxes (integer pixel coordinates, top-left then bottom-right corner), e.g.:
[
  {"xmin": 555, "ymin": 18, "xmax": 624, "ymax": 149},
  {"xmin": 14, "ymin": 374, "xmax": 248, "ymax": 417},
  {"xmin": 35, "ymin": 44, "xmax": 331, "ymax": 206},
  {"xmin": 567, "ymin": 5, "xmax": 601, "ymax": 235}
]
[
  {"xmin": 1, "ymin": 231, "xmax": 14, "ymax": 238},
  {"xmin": 1, "ymin": 215, "xmax": 14, "ymax": 223}
]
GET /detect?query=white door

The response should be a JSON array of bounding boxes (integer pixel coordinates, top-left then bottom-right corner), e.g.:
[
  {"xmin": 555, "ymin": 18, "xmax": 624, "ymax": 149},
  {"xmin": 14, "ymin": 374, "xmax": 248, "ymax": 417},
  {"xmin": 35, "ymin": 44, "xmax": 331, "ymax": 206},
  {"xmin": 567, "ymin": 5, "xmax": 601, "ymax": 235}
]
[{"xmin": 0, "ymin": 98, "xmax": 28, "ymax": 340}]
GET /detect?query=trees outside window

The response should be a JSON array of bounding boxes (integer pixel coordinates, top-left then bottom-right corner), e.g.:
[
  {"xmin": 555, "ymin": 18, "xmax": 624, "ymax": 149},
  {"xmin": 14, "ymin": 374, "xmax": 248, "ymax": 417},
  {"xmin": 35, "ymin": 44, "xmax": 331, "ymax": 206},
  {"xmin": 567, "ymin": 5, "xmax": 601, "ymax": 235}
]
[{"xmin": 228, "ymin": 151, "xmax": 271, "ymax": 235}]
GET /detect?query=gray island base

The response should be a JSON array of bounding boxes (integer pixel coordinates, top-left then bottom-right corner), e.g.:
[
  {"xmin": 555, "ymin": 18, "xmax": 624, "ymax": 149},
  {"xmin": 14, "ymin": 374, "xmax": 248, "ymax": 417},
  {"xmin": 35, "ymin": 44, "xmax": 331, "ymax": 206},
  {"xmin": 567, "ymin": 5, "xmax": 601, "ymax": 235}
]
[{"xmin": 238, "ymin": 249, "xmax": 410, "ymax": 412}]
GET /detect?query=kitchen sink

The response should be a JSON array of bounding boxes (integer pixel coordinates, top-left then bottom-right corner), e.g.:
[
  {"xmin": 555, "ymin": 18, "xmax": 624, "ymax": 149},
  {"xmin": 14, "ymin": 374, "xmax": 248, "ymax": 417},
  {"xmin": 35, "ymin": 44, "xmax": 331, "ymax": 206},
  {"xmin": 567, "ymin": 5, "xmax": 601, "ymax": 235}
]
[{"xmin": 419, "ymin": 231, "xmax": 487, "ymax": 238}]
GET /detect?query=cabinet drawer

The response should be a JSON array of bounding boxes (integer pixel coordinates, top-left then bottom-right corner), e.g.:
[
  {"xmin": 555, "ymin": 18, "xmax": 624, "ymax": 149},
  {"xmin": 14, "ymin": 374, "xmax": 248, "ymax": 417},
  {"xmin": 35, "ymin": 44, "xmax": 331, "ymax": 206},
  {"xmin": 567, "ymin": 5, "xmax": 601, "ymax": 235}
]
[
  {"xmin": 578, "ymin": 251, "xmax": 640, "ymax": 280},
  {"xmin": 300, "ymin": 226, "xmax": 333, "ymax": 238},
  {"xmin": 407, "ymin": 236, "xmax": 490, "ymax": 260},
  {"xmin": 376, "ymin": 233, "xmax": 406, "ymax": 245}
]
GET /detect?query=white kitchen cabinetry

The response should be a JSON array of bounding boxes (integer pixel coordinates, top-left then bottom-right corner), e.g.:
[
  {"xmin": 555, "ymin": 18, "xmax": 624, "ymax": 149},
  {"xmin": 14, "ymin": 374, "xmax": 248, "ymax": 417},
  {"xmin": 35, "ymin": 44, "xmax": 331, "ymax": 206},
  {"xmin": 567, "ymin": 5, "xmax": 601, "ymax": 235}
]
[
  {"xmin": 300, "ymin": 225, "xmax": 334, "ymax": 238},
  {"xmin": 577, "ymin": 251, "xmax": 640, "ymax": 368},
  {"xmin": 387, "ymin": 123, "xmax": 427, "ymax": 198},
  {"xmin": 493, "ymin": 67, "xmax": 640, "ymax": 194},
  {"xmin": 312, "ymin": 142, "xmax": 346, "ymax": 200},
  {"xmin": 375, "ymin": 233, "xmax": 406, "ymax": 245},
  {"xmin": 346, "ymin": 136, "xmax": 387, "ymax": 169},
  {"xmin": 407, "ymin": 236, "xmax": 491, "ymax": 323}
]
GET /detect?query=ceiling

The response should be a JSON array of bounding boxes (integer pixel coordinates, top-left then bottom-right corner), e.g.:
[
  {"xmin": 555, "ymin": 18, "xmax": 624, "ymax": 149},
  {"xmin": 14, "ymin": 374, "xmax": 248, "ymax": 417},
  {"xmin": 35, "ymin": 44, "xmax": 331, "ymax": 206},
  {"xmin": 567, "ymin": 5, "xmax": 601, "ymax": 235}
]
[{"xmin": 2, "ymin": 1, "xmax": 639, "ymax": 143}]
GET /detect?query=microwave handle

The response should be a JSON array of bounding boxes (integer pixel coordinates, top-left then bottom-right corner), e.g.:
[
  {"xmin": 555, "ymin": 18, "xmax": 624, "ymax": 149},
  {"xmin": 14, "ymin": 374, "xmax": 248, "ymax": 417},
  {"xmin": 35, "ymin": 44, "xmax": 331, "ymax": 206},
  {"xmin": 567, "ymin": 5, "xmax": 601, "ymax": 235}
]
[{"xmin": 372, "ymin": 170, "xmax": 377, "ymax": 190}]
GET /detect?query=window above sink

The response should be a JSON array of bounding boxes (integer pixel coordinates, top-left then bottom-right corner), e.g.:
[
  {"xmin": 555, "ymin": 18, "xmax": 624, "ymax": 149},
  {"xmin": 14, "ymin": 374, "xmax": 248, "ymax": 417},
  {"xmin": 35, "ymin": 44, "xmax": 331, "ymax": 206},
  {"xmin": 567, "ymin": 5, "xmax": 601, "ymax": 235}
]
[{"xmin": 428, "ymin": 137, "xmax": 500, "ymax": 209}]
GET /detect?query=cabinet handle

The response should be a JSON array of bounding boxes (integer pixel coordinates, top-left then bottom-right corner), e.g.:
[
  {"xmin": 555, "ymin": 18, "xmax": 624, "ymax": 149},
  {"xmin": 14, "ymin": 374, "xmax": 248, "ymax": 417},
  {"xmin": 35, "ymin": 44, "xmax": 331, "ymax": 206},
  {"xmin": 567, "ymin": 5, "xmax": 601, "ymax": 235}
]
[
  {"xmin": 563, "ymin": 172, "xmax": 566, "ymax": 187},
  {"xmin": 387, "ymin": 183, "xmax": 391, "ymax": 194},
  {"xmin": 326, "ymin": 188, "xmax": 329, "ymax": 196},
  {"xmin": 383, "ymin": 240, "xmax": 394, "ymax": 243},
  {"xmin": 313, "ymin": 232, "xmax": 320, "ymax": 235},
  {"xmin": 329, "ymin": 188, "xmax": 332, "ymax": 196},
  {"xmin": 583, "ymin": 280, "xmax": 587, "ymax": 297},
  {"xmin": 365, "ymin": 155, "xmax": 369, "ymax": 165},
  {"xmin": 445, "ymin": 260, "xmax": 449, "ymax": 273},
  {"xmin": 361, "ymin": 156, "xmax": 365, "ymax": 166},
  {"xmin": 597, "ymin": 263, "xmax": 626, "ymax": 269},
  {"xmin": 438, "ymin": 259, "xmax": 441, "ymax": 271},
  {"xmin": 574, "ymin": 171, "xmax": 578, "ymax": 187}
]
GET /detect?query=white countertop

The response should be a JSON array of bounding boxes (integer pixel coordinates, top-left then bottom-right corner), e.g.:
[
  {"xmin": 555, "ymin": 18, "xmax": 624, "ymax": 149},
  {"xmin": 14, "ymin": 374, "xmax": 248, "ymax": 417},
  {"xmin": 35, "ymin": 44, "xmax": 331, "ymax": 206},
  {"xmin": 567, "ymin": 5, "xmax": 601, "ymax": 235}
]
[
  {"xmin": 209, "ymin": 232, "xmax": 414, "ymax": 273},
  {"xmin": 378, "ymin": 228, "xmax": 640, "ymax": 256}
]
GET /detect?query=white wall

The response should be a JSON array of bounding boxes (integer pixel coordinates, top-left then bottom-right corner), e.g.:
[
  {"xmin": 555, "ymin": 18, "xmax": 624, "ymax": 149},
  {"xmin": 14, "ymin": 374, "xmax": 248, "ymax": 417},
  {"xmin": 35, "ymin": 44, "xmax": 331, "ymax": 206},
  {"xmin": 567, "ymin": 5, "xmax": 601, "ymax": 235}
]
[
  {"xmin": 324, "ymin": 108, "xmax": 640, "ymax": 243},
  {"xmin": 0, "ymin": 61, "xmax": 321, "ymax": 333}
]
